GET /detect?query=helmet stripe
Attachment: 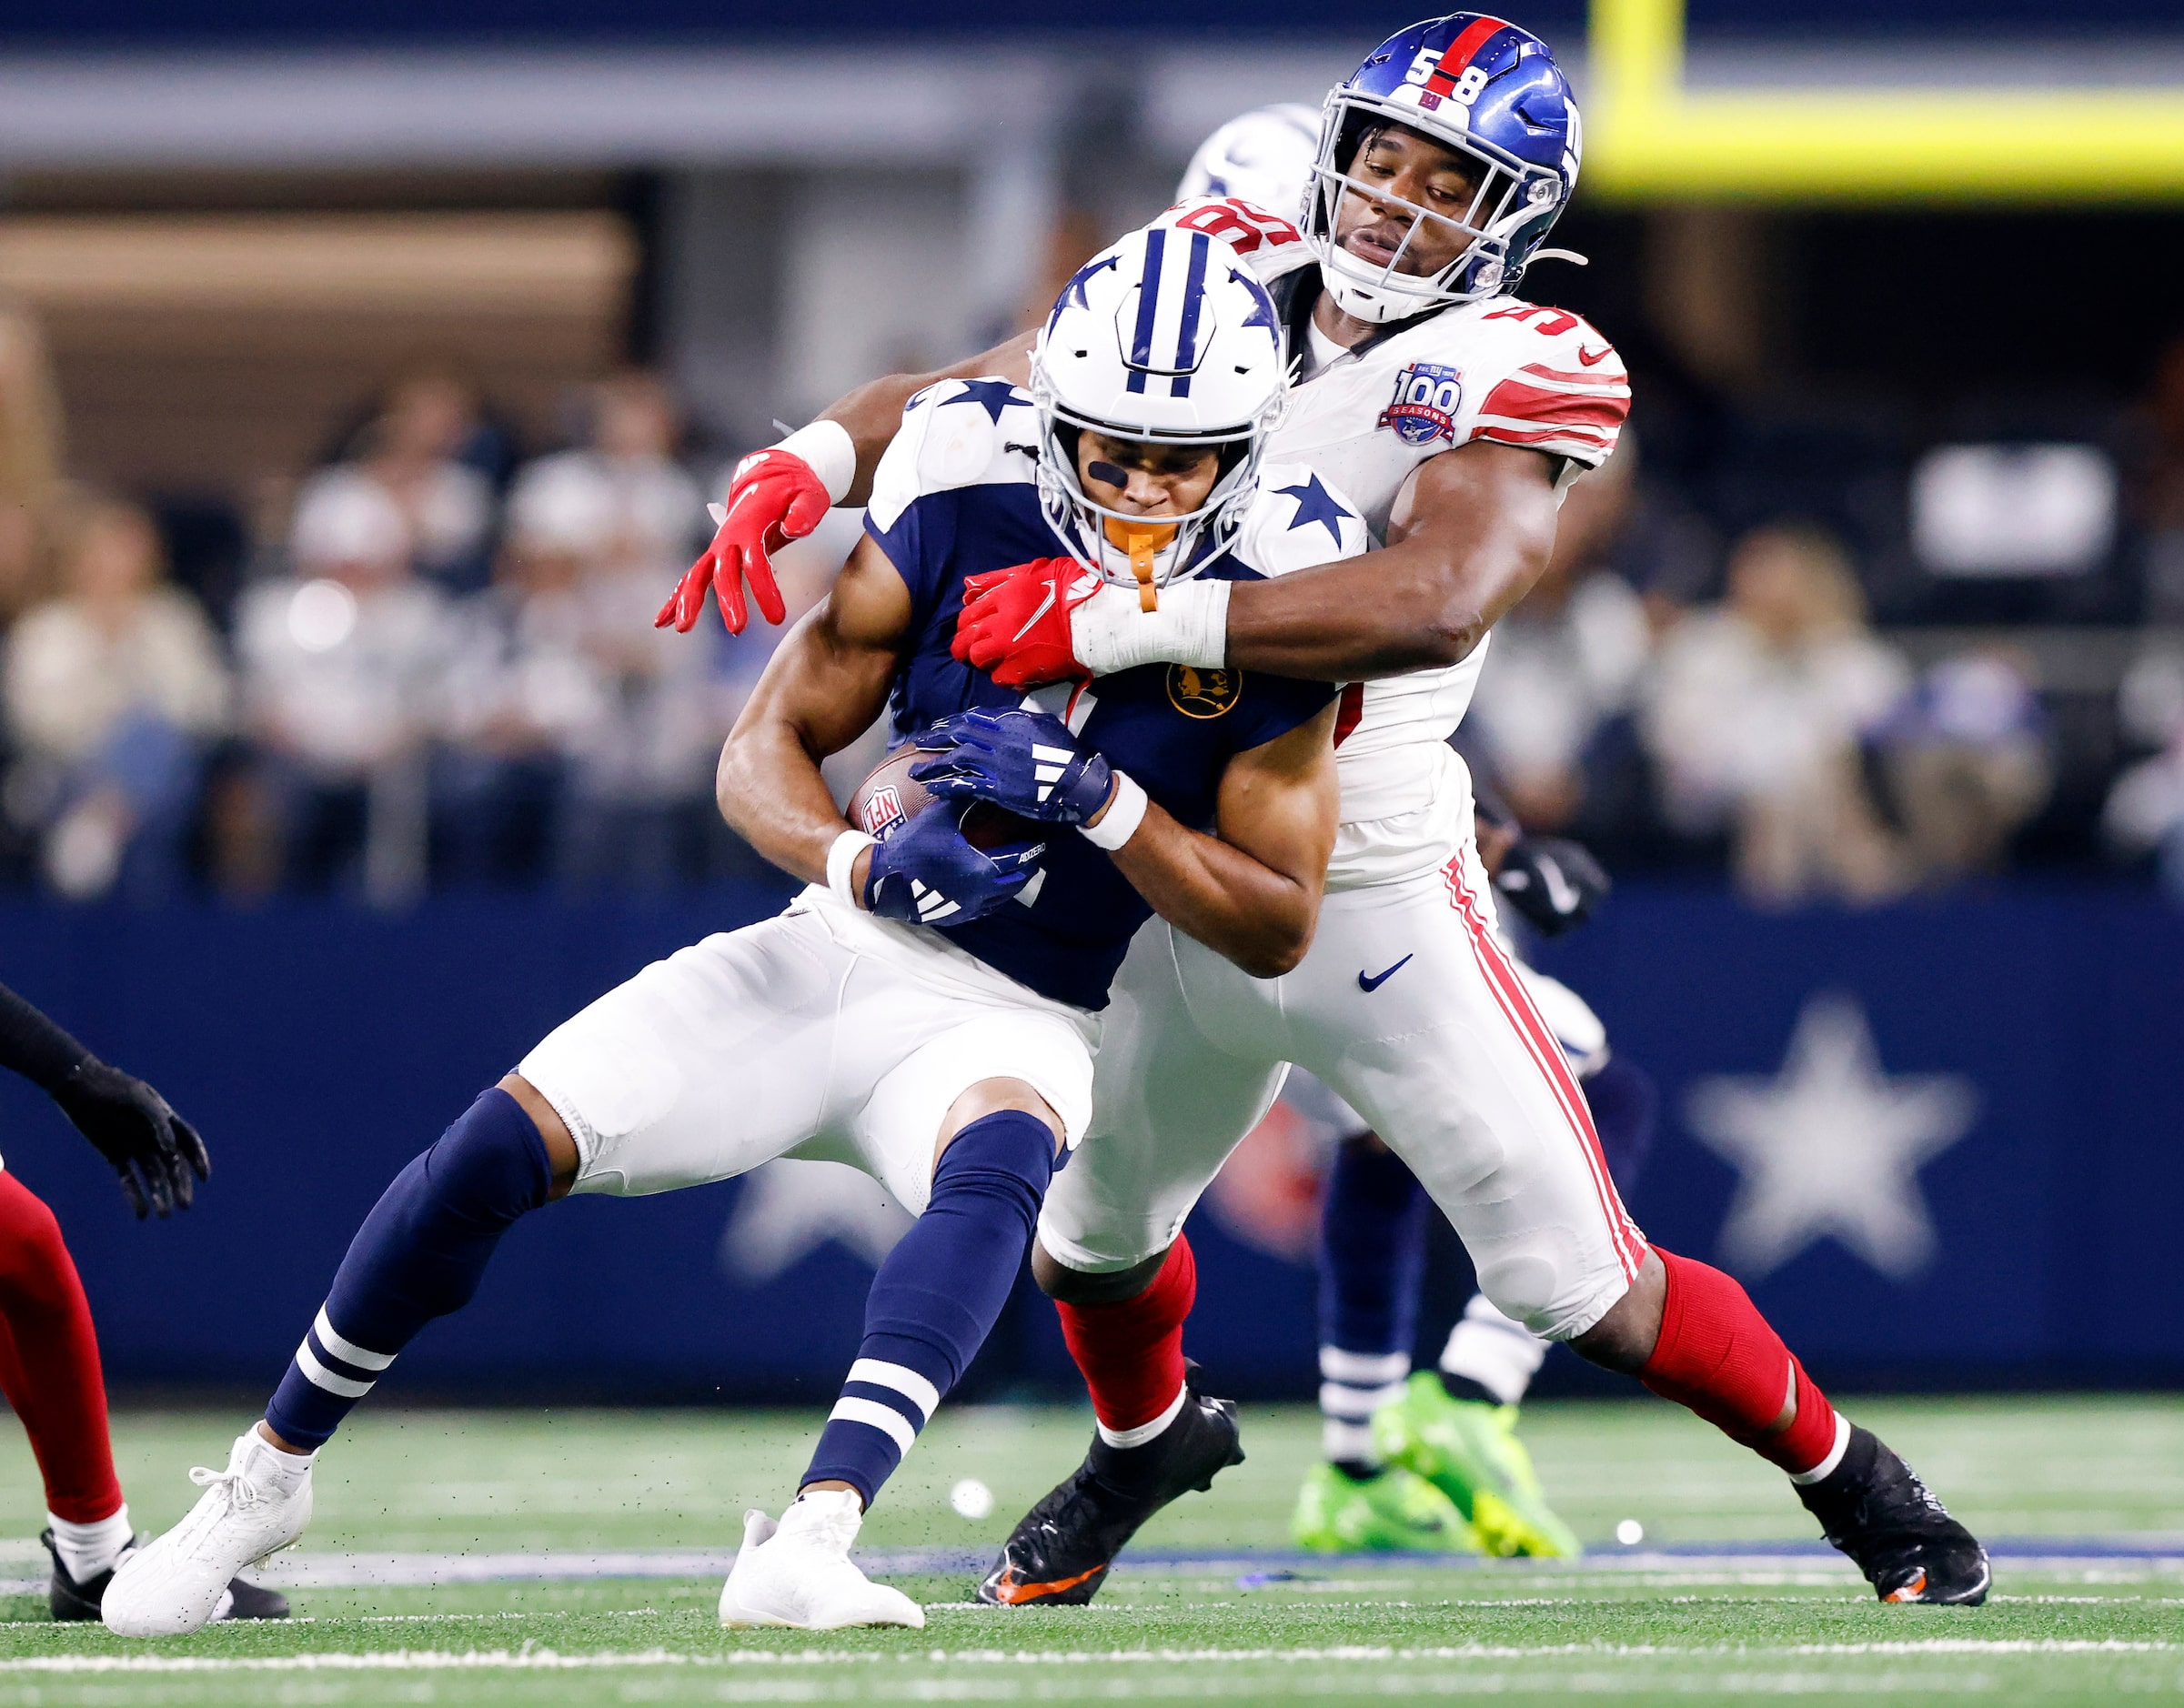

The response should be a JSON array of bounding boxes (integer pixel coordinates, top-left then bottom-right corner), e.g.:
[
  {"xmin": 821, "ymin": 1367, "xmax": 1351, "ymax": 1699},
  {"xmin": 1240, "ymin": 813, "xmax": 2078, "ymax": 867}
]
[
  {"xmin": 1425, "ymin": 15, "xmax": 1512, "ymax": 95},
  {"xmin": 1125, "ymin": 226, "xmax": 1167, "ymax": 394},
  {"xmin": 1169, "ymin": 231, "xmax": 1212, "ymax": 398}
]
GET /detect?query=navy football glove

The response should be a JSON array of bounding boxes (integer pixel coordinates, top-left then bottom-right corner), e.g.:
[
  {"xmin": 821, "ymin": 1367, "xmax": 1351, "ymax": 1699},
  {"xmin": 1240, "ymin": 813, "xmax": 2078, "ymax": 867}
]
[
  {"xmin": 910, "ymin": 708, "xmax": 1116, "ymax": 827},
  {"xmin": 863, "ymin": 800, "xmax": 1044, "ymax": 926},
  {"xmin": 1493, "ymin": 836, "xmax": 1610, "ymax": 938}
]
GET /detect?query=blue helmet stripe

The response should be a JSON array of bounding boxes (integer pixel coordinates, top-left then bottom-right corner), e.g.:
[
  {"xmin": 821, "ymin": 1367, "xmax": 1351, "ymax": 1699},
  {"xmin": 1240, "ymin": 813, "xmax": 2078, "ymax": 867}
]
[
  {"xmin": 1169, "ymin": 231, "xmax": 1212, "ymax": 398},
  {"xmin": 1125, "ymin": 227, "xmax": 1166, "ymax": 393}
]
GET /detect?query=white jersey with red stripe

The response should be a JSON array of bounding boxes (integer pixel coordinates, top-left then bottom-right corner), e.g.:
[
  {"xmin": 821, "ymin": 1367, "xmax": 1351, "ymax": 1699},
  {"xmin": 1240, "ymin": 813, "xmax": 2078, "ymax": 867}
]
[{"xmin": 1145, "ymin": 196, "xmax": 1632, "ymax": 877}]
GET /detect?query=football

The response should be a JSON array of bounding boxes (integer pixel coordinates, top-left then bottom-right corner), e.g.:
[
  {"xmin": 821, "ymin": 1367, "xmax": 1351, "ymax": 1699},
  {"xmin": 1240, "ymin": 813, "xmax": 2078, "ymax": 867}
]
[{"xmin": 849, "ymin": 742, "xmax": 1042, "ymax": 852}]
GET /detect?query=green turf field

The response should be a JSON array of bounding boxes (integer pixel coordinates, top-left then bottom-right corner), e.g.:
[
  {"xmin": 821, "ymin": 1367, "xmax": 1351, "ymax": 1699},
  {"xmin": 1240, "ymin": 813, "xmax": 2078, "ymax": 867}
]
[{"xmin": 0, "ymin": 1396, "xmax": 2179, "ymax": 1704}]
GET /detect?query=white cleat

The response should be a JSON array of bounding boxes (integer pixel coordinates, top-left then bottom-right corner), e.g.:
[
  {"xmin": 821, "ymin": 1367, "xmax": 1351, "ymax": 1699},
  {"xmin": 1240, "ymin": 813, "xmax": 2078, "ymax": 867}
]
[
  {"xmin": 719, "ymin": 1490, "xmax": 924, "ymax": 1630},
  {"xmin": 102, "ymin": 1429, "xmax": 314, "ymax": 1638}
]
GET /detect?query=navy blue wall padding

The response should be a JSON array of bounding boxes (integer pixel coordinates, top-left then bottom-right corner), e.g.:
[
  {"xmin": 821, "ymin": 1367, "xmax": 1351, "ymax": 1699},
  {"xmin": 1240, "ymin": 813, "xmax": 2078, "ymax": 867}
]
[{"xmin": 5, "ymin": 886, "xmax": 2182, "ymax": 1398}]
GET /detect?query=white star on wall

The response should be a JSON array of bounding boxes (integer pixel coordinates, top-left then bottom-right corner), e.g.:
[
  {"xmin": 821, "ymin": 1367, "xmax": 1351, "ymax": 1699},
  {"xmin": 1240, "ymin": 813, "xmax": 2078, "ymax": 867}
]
[
  {"xmin": 1684, "ymin": 994, "xmax": 1978, "ymax": 1281},
  {"xmin": 719, "ymin": 1160, "xmax": 912, "ymax": 1283}
]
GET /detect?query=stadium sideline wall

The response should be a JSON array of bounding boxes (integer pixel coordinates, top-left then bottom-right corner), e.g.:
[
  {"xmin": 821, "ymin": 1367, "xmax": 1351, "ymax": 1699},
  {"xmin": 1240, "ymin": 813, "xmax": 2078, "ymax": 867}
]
[{"xmin": 0, "ymin": 883, "xmax": 2178, "ymax": 1403}]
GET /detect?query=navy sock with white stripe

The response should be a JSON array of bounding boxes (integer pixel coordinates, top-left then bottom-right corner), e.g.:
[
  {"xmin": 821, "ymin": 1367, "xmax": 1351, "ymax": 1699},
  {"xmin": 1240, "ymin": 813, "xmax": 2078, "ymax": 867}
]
[
  {"xmin": 802, "ymin": 1110, "xmax": 1054, "ymax": 1507},
  {"xmin": 265, "ymin": 1088, "xmax": 550, "ymax": 1449},
  {"xmin": 1317, "ymin": 1135, "xmax": 1429, "ymax": 1468}
]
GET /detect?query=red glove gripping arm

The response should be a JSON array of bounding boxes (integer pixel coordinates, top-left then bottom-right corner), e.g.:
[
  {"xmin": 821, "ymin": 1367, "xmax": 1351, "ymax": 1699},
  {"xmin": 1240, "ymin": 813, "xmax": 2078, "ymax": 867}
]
[{"xmin": 953, "ymin": 558, "xmax": 1102, "ymax": 688}]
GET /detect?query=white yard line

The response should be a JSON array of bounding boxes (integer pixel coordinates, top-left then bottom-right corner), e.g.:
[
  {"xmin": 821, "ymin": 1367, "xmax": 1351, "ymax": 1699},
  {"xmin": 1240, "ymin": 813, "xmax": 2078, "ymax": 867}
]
[
  {"xmin": 213, "ymin": 1546, "xmax": 2184, "ymax": 1587},
  {"xmin": 1, "ymin": 1639, "xmax": 2175, "ymax": 1673}
]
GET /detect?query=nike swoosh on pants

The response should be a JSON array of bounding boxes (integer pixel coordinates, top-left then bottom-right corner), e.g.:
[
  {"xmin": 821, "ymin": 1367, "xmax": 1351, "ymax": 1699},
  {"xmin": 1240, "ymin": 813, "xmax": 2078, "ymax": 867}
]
[{"xmin": 1357, "ymin": 954, "xmax": 1413, "ymax": 992}]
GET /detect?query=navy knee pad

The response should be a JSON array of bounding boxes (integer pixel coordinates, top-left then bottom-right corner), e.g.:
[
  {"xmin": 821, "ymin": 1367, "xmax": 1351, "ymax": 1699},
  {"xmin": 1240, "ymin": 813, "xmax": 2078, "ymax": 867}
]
[{"xmin": 930, "ymin": 1107, "xmax": 1056, "ymax": 1234}]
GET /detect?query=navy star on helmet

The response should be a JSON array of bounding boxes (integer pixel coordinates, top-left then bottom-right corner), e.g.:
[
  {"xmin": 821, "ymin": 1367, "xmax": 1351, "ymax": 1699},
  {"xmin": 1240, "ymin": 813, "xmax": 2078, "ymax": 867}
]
[
  {"xmin": 1031, "ymin": 226, "xmax": 1287, "ymax": 592},
  {"xmin": 1304, "ymin": 13, "xmax": 1582, "ymax": 325}
]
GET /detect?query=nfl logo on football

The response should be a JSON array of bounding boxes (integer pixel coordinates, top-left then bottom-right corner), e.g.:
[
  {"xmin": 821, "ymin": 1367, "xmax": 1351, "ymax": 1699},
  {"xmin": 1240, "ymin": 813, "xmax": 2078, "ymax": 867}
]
[
  {"xmin": 860, "ymin": 786, "xmax": 905, "ymax": 838},
  {"xmin": 1378, "ymin": 362, "xmax": 1463, "ymax": 447}
]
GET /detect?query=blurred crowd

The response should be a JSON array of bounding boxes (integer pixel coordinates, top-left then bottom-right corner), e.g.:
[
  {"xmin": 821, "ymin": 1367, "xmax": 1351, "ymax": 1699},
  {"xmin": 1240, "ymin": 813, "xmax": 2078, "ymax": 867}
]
[
  {"xmin": 2, "ymin": 291, "xmax": 2182, "ymax": 909},
  {"xmin": 0, "ymin": 303, "xmax": 850, "ymax": 905}
]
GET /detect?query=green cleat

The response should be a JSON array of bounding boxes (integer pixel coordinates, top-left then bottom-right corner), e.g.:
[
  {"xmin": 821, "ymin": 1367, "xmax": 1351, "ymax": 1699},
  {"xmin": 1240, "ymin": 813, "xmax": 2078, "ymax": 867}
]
[
  {"xmin": 1290, "ymin": 1461, "xmax": 1480, "ymax": 1553},
  {"xmin": 1372, "ymin": 1372, "xmax": 1583, "ymax": 1558}
]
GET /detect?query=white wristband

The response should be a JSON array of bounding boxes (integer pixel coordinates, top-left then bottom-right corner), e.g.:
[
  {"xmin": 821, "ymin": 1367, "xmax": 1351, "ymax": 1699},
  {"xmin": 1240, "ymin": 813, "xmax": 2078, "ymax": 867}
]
[
  {"xmin": 827, "ymin": 829, "xmax": 877, "ymax": 906},
  {"xmin": 1080, "ymin": 773, "xmax": 1148, "ymax": 851},
  {"xmin": 1072, "ymin": 578, "xmax": 1230, "ymax": 677},
  {"xmin": 771, "ymin": 419, "xmax": 858, "ymax": 506}
]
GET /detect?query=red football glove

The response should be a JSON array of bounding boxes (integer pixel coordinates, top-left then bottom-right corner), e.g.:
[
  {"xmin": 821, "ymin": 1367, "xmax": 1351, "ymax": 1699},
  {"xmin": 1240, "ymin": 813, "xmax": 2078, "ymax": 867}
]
[
  {"xmin": 953, "ymin": 557, "xmax": 1103, "ymax": 688},
  {"xmin": 655, "ymin": 448, "xmax": 829, "ymax": 636}
]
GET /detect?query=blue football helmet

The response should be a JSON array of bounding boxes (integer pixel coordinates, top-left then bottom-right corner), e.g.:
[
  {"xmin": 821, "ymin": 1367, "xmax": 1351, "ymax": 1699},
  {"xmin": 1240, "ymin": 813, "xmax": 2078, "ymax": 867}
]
[{"xmin": 1304, "ymin": 14, "xmax": 1582, "ymax": 324}]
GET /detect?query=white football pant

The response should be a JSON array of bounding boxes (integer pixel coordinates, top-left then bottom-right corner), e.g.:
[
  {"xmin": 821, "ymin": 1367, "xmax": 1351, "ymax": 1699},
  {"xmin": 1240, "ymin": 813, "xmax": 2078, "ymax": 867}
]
[
  {"xmin": 1038, "ymin": 836, "xmax": 1646, "ymax": 1342},
  {"xmin": 519, "ymin": 891, "xmax": 1096, "ymax": 1213}
]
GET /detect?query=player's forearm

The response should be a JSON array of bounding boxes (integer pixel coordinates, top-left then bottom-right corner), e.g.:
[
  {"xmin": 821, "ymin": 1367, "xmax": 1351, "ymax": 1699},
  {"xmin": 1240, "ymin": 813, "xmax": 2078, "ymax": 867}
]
[
  {"xmin": 0, "ymin": 980, "xmax": 94, "ymax": 1092},
  {"xmin": 715, "ymin": 721, "xmax": 856, "ymax": 889},
  {"xmin": 1107, "ymin": 809, "xmax": 1318, "ymax": 980},
  {"xmin": 1222, "ymin": 527, "xmax": 1542, "ymax": 679},
  {"xmin": 818, "ymin": 332, "xmax": 1037, "ymax": 507}
]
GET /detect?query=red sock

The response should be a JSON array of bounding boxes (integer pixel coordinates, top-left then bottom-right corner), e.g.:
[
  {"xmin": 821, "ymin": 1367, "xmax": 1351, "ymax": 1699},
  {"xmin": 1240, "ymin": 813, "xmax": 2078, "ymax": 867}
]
[
  {"xmin": 1055, "ymin": 1234, "xmax": 1196, "ymax": 1437},
  {"xmin": 1640, "ymin": 1248, "xmax": 1842, "ymax": 1479},
  {"xmin": 0, "ymin": 1173, "xmax": 123, "ymax": 1523}
]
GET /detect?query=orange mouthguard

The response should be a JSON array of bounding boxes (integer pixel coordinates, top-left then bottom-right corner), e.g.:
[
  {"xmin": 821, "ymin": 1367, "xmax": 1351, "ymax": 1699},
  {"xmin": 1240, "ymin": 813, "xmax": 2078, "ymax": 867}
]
[{"xmin": 1103, "ymin": 518, "xmax": 1179, "ymax": 611}]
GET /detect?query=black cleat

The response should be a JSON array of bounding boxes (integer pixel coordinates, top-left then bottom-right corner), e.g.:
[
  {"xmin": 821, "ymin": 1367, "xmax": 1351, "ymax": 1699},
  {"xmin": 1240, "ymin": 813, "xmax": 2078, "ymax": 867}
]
[
  {"xmin": 42, "ymin": 1529, "xmax": 291, "ymax": 1623},
  {"xmin": 978, "ymin": 1363, "xmax": 1244, "ymax": 1606},
  {"xmin": 1796, "ymin": 1427, "xmax": 1990, "ymax": 1605}
]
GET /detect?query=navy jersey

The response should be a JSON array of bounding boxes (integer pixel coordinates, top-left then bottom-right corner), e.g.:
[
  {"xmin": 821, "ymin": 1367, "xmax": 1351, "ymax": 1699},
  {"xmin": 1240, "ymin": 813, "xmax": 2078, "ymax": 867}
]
[{"xmin": 862, "ymin": 377, "xmax": 1369, "ymax": 1010}]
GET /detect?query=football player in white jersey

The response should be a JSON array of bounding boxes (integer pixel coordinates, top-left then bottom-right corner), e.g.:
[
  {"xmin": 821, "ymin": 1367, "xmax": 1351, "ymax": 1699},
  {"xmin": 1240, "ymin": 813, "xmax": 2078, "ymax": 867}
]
[
  {"xmin": 1183, "ymin": 98, "xmax": 1657, "ymax": 1562},
  {"xmin": 657, "ymin": 15, "xmax": 1989, "ymax": 1608}
]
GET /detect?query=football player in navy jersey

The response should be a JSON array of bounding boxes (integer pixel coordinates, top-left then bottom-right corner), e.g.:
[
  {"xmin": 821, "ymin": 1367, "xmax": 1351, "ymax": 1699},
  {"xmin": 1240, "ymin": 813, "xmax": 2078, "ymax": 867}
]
[
  {"xmin": 102, "ymin": 229, "xmax": 1358, "ymax": 1639},
  {"xmin": 658, "ymin": 10, "xmax": 1990, "ymax": 1615}
]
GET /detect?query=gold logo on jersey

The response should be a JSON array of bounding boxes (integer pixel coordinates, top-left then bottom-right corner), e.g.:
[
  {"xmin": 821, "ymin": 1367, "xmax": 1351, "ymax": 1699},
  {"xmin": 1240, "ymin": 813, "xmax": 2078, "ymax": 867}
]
[{"xmin": 1167, "ymin": 664, "xmax": 1243, "ymax": 719}]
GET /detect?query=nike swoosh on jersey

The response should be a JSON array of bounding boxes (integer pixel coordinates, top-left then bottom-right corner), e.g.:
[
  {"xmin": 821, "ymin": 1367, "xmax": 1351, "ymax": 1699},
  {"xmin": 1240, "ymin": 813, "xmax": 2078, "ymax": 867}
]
[
  {"xmin": 1576, "ymin": 345, "xmax": 1610, "ymax": 366},
  {"xmin": 1357, "ymin": 954, "xmax": 1413, "ymax": 992}
]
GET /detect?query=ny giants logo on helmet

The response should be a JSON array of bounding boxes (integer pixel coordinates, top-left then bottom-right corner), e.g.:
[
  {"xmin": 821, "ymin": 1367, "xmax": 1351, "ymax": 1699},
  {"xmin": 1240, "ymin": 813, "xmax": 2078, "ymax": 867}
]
[{"xmin": 1377, "ymin": 363, "xmax": 1464, "ymax": 447}]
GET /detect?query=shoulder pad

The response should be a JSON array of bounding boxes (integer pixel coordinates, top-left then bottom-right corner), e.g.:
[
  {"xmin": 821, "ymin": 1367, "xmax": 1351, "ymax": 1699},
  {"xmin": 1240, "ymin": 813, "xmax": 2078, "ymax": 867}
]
[
  {"xmin": 867, "ymin": 377, "xmax": 1038, "ymax": 531},
  {"xmin": 1144, "ymin": 196, "xmax": 1315, "ymax": 286},
  {"xmin": 1233, "ymin": 461, "xmax": 1373, "ymax": 577},
  {"xmin": 1458, "ymin": 301, "xmax": 1630, "ymax": 468}
]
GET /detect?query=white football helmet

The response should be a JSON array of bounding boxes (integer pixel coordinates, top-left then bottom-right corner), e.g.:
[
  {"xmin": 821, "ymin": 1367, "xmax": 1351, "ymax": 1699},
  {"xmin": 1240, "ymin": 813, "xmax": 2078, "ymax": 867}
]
[
  {"xmin": 1032, "ymin": 226, "xmax": 1287, "ymax": 591},
  {"xmin": 1176, "ymin": 102, "xmax": 1320, "ymax": 223}
]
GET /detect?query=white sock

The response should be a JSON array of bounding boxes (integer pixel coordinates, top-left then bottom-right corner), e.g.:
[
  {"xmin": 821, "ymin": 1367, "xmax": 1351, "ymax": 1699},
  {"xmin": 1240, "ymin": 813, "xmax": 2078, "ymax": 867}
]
[
  {"xmin": 245, "ymin": 1425, "xmax": 316, "ymax": 1488},
  {"xmin": 1440, "ymin": 1294, "xmax": 1550, "ymax": 1406},
  {"xmin": 48, "ymin": 1506, "xmax": 132, "ymax": 1582},
  {"xmin": 1095, "ymin": 1383, "xmax": 1186, "ymax": 1450}
]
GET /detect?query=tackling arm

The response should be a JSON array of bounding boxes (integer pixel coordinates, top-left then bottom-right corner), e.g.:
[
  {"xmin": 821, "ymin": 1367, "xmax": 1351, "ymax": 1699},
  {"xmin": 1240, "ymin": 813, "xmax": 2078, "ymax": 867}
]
[
  {"xmin": 1225, "ymin": 439, "xmax": 1562, "ymax": 678},
  {"xmin": 1110, "ymin": 703, "xmax": 1340, "ymax": 979},
  {"xmin": 820, "ymin": 331, "xmax": 1038, "ymax": 507},
  {"xmin": 955, "ymin": 438, "xmax": 1565, "ymax": 688}
]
